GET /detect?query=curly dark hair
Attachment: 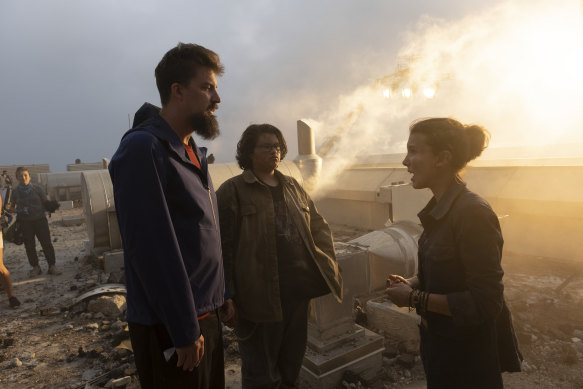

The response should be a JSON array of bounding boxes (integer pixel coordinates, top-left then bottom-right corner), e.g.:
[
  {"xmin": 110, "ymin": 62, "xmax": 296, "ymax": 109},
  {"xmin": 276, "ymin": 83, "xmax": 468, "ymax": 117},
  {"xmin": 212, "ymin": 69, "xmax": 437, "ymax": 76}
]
[
  {"xmin": 236, "ymin": 124, "xmax": 288, "ymax": 170},
  {"xmin": 155, "ymin": 42, "xmax": 224, "ymax": 106}
]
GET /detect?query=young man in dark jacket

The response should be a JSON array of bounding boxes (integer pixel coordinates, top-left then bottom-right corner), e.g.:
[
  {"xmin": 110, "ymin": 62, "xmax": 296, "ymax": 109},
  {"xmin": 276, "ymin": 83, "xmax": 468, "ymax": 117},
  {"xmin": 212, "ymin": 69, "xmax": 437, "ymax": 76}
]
[
  {"xmin": 109, "ymin": 43, "xmax": 233, "ymax": 389},
  {"xmin": 10, "ymin": 167, "xmax": 61, "ymax": 276}
]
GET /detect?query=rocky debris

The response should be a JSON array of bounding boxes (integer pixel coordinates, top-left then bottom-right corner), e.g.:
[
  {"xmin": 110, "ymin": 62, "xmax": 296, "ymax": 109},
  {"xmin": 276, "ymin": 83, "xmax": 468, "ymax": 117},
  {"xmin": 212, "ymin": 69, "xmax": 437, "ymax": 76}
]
[
  {"xmin": 354, "ymin": 303, "xmax": 368, "ymax": 326},
  {"xmin": 86, "ymin": 322, "xmax": 100, "ymax": 331},
  {"xmin": 337, "ymin": 370, "xmax": 370, "ymax": 389},
  {"xmin": 0, "ymin": 334, "xmax": 15, "ymax": 348},
  {"xmin": 87, "ymin": 295, "xmax": 126, "ymax": 318},
  {"xmin": 395, "ymin": 354, "xmax": 416, "ymax": 369},
  {"xmin": 105, "ymin": 376, "xmax": 132, "ymax": 388},
  {"xmin": 1, "ymin": 216, "xmax": 583, "ymax": 388}
]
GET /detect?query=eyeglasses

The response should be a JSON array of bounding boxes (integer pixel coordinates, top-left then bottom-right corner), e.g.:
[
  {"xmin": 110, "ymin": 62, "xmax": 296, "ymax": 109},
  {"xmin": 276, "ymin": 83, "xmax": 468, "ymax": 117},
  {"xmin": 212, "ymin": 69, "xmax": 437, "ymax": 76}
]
[{"xmin": 256, "ymin": 143, "xmax": 282, "ymax": 152}]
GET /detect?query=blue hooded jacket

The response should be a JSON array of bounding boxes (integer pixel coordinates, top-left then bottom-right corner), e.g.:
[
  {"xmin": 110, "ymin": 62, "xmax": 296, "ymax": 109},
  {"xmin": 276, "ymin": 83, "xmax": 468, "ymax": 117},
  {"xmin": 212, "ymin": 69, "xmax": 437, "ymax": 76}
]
[{"xmin": 109, "ymin": 102, "xmax": 225, "ymax": 348}]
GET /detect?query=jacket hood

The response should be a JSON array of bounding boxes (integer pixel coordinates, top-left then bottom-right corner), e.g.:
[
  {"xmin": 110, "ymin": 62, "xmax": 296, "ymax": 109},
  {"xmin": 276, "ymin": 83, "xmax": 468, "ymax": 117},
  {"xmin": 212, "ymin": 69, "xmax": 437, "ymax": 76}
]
[
  {"xmin": 133, "ymin": 102, "xmax": 161, "ymax": 128},
  {"xmin": 120, "ymin": 102, "xmax": 209, "ymax": 181}
]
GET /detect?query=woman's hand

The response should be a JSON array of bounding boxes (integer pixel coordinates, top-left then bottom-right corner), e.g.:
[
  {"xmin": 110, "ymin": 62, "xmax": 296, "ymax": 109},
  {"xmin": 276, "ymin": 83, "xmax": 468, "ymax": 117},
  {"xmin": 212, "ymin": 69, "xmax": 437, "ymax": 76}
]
[
  {"xmin": 386, "ymin": 274, "xmax": 410, "ymax": 288},
  {"xmin": 386, "ymin": 282, "xmax": 413, "ymax": 308}
]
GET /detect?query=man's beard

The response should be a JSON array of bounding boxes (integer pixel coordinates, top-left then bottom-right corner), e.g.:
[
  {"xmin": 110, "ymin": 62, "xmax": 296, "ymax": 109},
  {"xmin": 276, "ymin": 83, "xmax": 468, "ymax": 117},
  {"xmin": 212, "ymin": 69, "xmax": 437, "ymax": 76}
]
[{"xmin": 189, "ymin": 112, "xmax": 220, "ymax": 140}]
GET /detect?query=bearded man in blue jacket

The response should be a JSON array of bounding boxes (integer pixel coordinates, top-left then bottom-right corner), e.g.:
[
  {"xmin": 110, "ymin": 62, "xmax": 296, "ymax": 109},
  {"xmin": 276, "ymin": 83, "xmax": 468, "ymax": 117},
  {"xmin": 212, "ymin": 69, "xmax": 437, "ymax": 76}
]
[{"xmin": 109, "ymin": 43, "xmax": 234, "ymax": 389}]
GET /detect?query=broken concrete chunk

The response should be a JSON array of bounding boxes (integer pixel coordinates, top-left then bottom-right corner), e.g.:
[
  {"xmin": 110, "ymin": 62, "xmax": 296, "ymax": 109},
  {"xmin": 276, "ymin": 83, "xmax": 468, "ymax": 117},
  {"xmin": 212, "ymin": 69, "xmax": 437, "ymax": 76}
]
[
  {"xmin": 87, "ymin": 295, "xmax": 126, "ymax": 317},
  {"xmin": 396, "ymin": 354, "xmax": 416, "ymax": 369},
  {"xmin": 105, "ymin": 376, "xmax": 132, "ymax": 388}
]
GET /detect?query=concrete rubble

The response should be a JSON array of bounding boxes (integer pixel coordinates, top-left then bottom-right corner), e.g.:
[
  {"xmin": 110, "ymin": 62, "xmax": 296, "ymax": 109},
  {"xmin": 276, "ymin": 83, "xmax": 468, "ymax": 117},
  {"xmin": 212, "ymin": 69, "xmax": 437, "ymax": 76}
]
[{"xmin": 1, "ymin": 210, "xmax": 583, "ymax": 388}]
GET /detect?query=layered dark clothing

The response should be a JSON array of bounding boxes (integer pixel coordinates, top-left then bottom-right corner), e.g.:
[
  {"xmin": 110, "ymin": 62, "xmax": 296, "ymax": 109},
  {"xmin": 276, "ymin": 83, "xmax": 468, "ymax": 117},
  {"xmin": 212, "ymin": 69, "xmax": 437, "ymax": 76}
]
[
  {"xmin": 216, "ymin": 169, "xmax": 342, "ymax": 323},
  {"xmin": 217, "ymin": 169, "xmax": 342, "ymax": 388},
  {"xmin": 12, "ymin": 184, "xmax": 46, "ymax": 221},
  {"xmin": 417, "ymin": 177, "xmax": 522, "ymax": 388},
  {"xmin": 12, "ymin": 183, "xmax": 56, "ymax": 267}
]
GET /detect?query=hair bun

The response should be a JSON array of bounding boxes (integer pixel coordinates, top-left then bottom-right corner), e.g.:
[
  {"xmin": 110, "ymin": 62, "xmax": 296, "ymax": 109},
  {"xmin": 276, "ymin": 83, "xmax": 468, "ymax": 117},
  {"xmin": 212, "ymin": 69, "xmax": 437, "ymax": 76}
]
[{"xmin": 464, "ymin": 125, "xmax": 490, "ymax": 162}]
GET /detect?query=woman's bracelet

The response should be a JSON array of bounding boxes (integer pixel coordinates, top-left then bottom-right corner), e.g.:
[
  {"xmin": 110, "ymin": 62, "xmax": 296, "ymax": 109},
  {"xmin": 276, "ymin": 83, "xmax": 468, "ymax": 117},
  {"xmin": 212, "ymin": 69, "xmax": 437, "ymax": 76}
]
[
  {"xmin": 408, "ymin": 289, "xmax": 415, "ymax": 312},
  {"xmin": 408, "ymin": 288, "xmax": 431, "ymax": 314}
]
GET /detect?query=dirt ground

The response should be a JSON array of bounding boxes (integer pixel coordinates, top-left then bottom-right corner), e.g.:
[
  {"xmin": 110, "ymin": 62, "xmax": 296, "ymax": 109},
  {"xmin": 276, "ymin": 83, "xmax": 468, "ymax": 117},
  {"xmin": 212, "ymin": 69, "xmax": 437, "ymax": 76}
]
[{"xmin": 1, "ymin": 209, "xmax": 583, "ymax": 388}]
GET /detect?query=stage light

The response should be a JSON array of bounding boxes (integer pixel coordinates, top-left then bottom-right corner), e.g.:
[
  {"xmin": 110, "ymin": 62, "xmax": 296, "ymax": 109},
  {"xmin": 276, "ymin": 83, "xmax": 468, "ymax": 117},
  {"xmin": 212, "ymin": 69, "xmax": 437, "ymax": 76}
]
[{"xmin": 402, "ymin": 88, "xmax": 412, "ymax": 98}]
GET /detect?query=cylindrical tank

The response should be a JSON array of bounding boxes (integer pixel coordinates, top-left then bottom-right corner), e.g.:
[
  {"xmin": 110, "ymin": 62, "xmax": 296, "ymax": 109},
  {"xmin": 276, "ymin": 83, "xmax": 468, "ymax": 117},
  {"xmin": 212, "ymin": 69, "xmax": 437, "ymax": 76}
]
[
  {"xmin": 40, "ymin": 171, "xmax": 83, "ymax": 201},
  {"xmin": 347, "ymin": 220, "xmax": 422, "ymax": 293},
  {"xmin": 81, "ymin": 170, "xmax": 122, "ymax": 251}
]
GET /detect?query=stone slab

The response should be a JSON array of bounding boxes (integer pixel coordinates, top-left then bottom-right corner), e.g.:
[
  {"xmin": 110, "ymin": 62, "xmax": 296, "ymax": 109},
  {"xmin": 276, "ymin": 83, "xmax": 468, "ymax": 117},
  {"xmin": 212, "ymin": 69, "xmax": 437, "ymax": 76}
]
[
  {"xmin": 366, "ymin": 298, "xmax": 420, "ymax": 349},
  {"xmin": 104, "ymin": 250, "xmax": 125, "ymax": 273},
  {"xmin": 308, "ymin": 245, "xmax": 369, "ymax": 341},
  {"xmin": 58, "ymin": 200, "xmax": 75, "ymax": 210},
  {"xmin": 301, "ymin": 325, "xmax": 384, "ymax": 389},
  {"xmin": 307, "ymin": 325, "xmax": 365, "ymax": 354},
  {"xmin": 61, "ymin": 214, "xmax": 85, "ymax": 226}
]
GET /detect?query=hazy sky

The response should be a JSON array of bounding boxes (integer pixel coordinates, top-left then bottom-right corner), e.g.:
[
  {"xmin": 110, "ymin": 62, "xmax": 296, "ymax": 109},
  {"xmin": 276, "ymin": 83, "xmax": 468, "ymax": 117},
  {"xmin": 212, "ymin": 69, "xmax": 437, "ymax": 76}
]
[{"xmin": 1, "ymin": 0, "xmax": 580, "ymax": 172}]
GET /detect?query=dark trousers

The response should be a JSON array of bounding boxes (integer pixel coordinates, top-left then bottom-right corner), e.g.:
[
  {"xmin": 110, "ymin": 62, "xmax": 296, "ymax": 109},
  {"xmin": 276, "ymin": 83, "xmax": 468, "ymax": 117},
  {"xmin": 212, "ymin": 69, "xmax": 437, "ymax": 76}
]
[
  {"xmin": 19, "ymin": 218, "xmax": 55, "ymax": 267},
  {"xmin": 236, "ymin": 299, "xmax": 310, "ymax": 389},
  {"xmin": 129, "ymin": 311, "xmax": 224, "ymax": 389},
  {"xmin": 419, "ymin": 324, "xmax": 503, "ymax": 389}
]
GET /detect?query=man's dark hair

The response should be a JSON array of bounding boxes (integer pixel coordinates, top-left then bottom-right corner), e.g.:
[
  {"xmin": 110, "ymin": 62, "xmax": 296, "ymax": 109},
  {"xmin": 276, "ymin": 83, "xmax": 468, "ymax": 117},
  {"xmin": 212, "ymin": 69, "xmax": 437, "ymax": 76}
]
[
  {"xmin": 15, "ymin": 166, "xmax": 28, "ymax": 176},
  {"xmin": 155, "ymin": 43, "xmax": 224, "ymax": 106},
  {"xmin": 236, "ymin": 124, "xmax": 288, "ymax": 170}
]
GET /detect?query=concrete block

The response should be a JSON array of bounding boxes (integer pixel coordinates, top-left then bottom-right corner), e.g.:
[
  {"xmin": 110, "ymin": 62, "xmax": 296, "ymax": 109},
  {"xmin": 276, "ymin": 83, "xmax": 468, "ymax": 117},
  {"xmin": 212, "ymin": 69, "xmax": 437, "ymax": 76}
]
[
  {"xmin": 308, "ymin": 244, "xmax": 369, "ymax": 341},
  {"xmin": 87, "ymin": 295, "xmax": 126, "ymax": 317},
  {"xmin": 366, "ymin": 298, "xmax": 420, "ymax": 349},
  {"xmin": 61, "ymin": 214, "xmax": 85, "ymax": 226},
  {"xmin": 301, "ymin": 325, "xmax": 384, "ymax": 389},
  {"xmin": 104, "ymin": 250, "xmax": 125, "ymax": 273},
  {"xmin": 308, "ymin": 325, "xmax": 365, "ymax": 354},
  {"xmin": 58, "ymin": 200, "xmax": 75, "ymax": 210},
  {"xmin": 82, "ymin": 239, "xmax": 91, "ymax": 253}
]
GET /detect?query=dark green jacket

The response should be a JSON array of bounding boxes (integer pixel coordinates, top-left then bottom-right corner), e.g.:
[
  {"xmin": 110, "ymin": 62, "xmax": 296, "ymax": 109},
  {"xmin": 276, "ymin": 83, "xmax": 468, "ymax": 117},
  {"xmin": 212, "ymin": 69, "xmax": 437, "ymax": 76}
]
[{"xmin": 216, "ymin": 169, "xmax": 342, "ymax": 322}]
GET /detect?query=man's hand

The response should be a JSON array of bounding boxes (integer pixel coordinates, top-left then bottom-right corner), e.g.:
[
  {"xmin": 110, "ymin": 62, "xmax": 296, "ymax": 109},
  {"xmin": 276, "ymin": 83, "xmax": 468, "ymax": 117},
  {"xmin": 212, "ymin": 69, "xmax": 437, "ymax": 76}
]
[
  {"xmin": 220, "ymin": 299, "xmax": 237, "ymax": 327},
  {"xmin": 176, "ymin": 334, "xmax": 204, "ymax": 371},
  {"xmin": 386, "ymin": 282, "xmax": 413, "ymax": 308}
]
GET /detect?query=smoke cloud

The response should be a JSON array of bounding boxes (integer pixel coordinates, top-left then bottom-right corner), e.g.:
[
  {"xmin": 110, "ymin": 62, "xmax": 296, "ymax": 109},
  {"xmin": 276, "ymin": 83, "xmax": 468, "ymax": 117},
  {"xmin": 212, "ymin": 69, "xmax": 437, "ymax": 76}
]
[{"xmin": 308, "ymin": 0, "xmax": 583, "ymax": 194}]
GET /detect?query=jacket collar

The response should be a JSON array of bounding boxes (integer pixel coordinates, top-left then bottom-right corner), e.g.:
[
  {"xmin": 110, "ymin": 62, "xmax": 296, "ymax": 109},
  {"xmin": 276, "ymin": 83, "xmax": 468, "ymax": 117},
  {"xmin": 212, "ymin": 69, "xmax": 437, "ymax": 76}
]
[
  {"xmin": 418, "ymin": 176, "xmax": 467, "ymax": 222},
  {"xmin": 242, "ymin": 169, "xmax": 294, "ymax": 186}
]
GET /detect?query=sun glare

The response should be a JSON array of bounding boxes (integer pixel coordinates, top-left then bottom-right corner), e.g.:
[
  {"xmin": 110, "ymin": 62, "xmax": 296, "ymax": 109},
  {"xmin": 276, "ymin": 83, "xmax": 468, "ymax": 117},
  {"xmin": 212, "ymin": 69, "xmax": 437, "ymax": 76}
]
[{"xmin": 422, "ymin": 87, "xmax": 436, "ymax": 98}]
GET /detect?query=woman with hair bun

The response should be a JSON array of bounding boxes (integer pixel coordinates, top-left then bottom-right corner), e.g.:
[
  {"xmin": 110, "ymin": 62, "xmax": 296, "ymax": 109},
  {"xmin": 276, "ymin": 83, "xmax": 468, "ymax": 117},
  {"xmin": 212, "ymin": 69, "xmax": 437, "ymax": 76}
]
[{"xmin": 386, "ymin": 118, "xmax": 522, "ymax": 388}]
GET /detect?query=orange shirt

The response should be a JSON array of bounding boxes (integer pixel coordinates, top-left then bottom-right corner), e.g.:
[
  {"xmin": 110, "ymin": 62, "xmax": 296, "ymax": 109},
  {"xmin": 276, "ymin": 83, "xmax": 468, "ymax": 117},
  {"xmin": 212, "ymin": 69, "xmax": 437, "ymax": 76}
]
[{"xmin": 184, "ymin": 143, "xmax": 201, "ymax": 169}]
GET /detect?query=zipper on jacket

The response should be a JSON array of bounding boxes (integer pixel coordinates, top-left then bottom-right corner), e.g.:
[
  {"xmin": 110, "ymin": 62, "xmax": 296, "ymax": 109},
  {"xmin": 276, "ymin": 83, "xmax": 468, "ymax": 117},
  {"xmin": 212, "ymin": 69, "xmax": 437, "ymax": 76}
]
[{"xmin": 208, "ymin": 189, "xmax": 218, "ymax": 228}]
